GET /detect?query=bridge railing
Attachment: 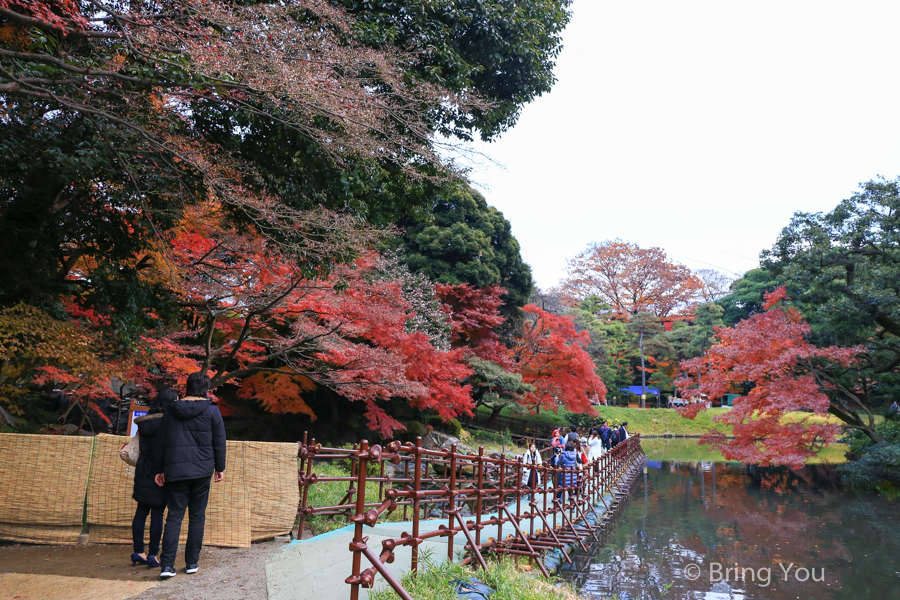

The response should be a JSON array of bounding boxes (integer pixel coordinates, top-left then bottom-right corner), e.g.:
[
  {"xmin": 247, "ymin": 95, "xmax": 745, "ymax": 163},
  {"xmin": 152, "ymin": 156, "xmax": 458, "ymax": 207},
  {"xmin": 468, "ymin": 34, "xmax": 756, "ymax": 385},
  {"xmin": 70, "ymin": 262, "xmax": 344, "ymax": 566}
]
[{"xmin": 297, "ymin": 433, "xmax": 645, "ymax": 600}]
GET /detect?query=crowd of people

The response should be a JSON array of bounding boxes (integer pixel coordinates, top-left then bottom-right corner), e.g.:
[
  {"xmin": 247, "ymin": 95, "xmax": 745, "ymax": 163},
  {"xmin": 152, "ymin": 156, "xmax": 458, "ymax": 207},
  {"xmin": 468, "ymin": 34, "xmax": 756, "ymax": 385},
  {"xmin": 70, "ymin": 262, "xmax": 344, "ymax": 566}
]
[
  {"xmin": 520, "ymin": 420, "xmax": 629, "ymax": 500},
  {"xmin": 128, "ymin": 371, "xmax": 227, "ymax": 579}
]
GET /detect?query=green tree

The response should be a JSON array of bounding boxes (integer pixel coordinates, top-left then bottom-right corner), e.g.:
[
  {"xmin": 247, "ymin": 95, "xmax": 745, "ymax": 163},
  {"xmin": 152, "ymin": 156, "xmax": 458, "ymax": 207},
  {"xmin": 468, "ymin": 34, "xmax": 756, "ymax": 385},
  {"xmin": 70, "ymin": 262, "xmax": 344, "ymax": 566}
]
[
  {"xmin": 339, "ymin": 0, "xmax": 574, "ymax": 139},
  {"xmin": 465, "ymin": 357, "xmax": 534, "ymax": 426},
  {"xmin": 628, "ymin": 312, "xmax": 668, "ymax": 407},
  {"xmin": 686, "ymin": 303, "xmax": 726, "ymax": 359},
  {"xmin": 565, "ymin": 296, "xmax": 635, "ymax": 403},
  {"xmin": 762, "ymin": 177, "xmax": 900, "ymax": 409},
  {"xmin": 716, "ymin": 268, "xmax": 780, "ymax": 326},
  {"xmin": 400, "ymin": 185, "xmax": 533, "ymax": 317},
  {"xmin": 0, "ymin": 103, "xmax": 185, "ymax": 336}
]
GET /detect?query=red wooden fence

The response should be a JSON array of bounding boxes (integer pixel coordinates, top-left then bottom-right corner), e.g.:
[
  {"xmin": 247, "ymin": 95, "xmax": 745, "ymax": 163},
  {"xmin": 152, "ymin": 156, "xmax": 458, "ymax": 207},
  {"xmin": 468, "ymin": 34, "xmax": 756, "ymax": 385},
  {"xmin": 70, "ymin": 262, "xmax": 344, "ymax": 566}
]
[{"xmin": 298, "ymin": 433, "xmax": 646, "ymax": 599}]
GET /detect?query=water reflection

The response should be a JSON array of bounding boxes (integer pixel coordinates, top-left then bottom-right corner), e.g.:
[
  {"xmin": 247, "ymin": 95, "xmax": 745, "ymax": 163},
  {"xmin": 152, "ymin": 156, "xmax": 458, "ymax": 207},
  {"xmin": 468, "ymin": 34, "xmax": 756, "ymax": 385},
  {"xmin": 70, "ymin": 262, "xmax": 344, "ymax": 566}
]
[{"xmin": 562, "ymin": 444, "xmax": 899, "ymax": 600}]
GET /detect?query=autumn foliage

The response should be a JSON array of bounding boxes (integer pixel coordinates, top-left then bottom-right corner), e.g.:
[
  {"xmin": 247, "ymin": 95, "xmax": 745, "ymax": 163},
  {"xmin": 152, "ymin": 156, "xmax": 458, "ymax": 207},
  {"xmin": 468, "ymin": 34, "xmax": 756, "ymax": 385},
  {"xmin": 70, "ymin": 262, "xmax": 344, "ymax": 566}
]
[
  {"xmin": 510, "ymin": 305, "xmax": 606, "ymax": 414},
  {"xmin": 436, "ymin": 284, "xmax": 509, "ymax": 366},
  {"xmin": 561, "ymin": 240, "xmax": 703, "ymax": 317},
  {"xmin": 676, "ymin": 287, "xmax": 861, "ymax": 468},
  {"xmin": 0, "ymin": 1, "xmax": 606, "ymax": 438}
]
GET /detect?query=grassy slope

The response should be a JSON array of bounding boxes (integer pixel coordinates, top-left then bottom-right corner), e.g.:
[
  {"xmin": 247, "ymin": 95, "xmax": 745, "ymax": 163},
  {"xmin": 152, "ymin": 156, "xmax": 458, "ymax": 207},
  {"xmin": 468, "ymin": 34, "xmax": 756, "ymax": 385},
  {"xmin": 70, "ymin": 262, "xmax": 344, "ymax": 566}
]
[
  {"xmin": 478, "ymin": 405, "xmax": 868, "ymax": 438},
  {"xmin": 641, "ymin": 437, "xmax": 849, "ymax": 464},
  {"xmin": 594, "ymin": 406, "xmax": 732, "ymax": 436}
]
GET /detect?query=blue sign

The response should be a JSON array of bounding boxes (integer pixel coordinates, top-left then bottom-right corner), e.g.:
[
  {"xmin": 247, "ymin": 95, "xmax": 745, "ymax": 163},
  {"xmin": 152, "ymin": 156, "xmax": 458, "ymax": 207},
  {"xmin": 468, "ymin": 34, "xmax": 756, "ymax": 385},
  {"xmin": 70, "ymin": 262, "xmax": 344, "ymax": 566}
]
[{"xmin": 130, "ymin": 410, "xmax": 148, "ymax": 436}]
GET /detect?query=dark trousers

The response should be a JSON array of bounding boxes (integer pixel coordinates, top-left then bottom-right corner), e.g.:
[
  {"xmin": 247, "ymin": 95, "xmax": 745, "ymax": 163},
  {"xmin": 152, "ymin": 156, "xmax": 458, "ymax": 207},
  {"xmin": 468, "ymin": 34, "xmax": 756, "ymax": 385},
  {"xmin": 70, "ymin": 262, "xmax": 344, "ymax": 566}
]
[
  {"xmin": 160, "ymin": 476, "xmax": 211, "ymax": 568},
  {"xmin": 132, "ymin": 503, "xmax": 164, "ymax": 555}
]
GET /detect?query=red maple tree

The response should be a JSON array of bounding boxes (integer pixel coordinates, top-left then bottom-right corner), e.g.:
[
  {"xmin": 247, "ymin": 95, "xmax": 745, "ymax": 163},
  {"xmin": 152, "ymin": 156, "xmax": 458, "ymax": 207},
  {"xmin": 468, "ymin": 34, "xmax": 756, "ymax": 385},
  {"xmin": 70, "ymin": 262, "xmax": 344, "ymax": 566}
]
[
  {"xmin": 676, "ymin": 287, "xmax": 864, "ymax": 467},
  {"xmin": 435, "ymin": 283, "xmax": 510, "ymax": 366},
  {"xmin": 509, "ymin": 305, "xmax": 606, "ymax": 414},
  {"xmin": 143, "ymin": 209, "xmax": 474, "ymax": 435}
]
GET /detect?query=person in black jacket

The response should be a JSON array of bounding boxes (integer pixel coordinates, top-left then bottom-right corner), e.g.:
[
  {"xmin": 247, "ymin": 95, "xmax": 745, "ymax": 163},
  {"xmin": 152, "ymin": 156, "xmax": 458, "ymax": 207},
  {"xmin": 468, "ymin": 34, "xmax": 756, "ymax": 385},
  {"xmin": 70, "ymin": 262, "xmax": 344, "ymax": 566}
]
[
  {"xmin": 130, "ymin": 388, "xmax": 177, "ymax": 568},
  {"xmin": 153, "ymin": 372, "xmax": 226, "ymax": 578}
]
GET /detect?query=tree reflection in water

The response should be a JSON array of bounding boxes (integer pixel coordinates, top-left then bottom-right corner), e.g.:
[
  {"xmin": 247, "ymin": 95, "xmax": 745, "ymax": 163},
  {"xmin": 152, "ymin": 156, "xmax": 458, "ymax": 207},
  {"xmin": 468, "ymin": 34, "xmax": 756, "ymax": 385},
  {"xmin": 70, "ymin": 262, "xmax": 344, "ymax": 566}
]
[{"xmin": 561, "ymin": 451, "xmax": 899, "ymax": 600}]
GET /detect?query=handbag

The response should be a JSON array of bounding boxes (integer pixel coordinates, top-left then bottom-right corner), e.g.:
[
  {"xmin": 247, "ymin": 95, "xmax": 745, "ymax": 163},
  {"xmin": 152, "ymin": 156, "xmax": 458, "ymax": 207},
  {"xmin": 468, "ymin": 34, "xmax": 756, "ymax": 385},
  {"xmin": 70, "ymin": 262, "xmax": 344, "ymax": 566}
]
[{"xmin": 119, "ymin": 432, "xmax": 140, "ymax": 467}]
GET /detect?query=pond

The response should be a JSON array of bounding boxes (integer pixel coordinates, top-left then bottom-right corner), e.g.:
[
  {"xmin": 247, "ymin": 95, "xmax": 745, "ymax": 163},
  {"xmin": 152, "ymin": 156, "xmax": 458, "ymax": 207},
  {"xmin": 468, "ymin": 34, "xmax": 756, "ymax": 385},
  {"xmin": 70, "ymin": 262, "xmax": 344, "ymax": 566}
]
[{"xmin": 560, "ymin": 439, "xmax": 900, "ymax": 600}]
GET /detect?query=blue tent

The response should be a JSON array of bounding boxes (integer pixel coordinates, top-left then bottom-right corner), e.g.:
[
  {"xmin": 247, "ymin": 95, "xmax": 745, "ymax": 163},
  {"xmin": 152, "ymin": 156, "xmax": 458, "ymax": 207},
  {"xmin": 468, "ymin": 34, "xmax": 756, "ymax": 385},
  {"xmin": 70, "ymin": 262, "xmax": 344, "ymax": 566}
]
[{"xmin": 619, "ymin": 386, "xmax": 660, "ymax": 396}]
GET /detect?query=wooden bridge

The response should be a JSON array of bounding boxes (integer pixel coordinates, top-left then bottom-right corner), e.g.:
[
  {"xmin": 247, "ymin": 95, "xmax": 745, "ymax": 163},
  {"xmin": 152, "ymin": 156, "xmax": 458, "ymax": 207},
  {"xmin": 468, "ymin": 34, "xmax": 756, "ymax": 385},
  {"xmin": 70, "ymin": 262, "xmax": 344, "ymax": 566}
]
[{"xmin": 294, "ymin": 434, "xmax": 646, "ymax": 599}]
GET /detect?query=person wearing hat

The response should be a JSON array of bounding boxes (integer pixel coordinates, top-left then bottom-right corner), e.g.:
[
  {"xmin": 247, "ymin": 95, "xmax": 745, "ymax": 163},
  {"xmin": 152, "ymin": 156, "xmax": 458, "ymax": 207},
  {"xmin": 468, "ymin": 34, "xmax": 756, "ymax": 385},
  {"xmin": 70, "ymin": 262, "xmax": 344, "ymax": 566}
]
[{"xmin": 550, "ymin": 429, "xmax": 564, "ymax": 450}]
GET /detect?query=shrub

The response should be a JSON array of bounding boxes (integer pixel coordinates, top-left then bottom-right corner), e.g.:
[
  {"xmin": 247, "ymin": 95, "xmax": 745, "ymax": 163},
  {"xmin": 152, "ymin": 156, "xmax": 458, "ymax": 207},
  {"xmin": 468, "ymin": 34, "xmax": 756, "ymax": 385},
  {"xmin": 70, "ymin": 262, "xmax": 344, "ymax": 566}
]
[
  {"xmin": 840, "ymin": 415, "xmax": 900, "ymax": 493},
  {"xmin": 399, "ymin": 420, "xmax": 427, "ymax": 442},
  {"xmin": 429, "ymin": 415, "xmax": 462, "ymax": 437}
]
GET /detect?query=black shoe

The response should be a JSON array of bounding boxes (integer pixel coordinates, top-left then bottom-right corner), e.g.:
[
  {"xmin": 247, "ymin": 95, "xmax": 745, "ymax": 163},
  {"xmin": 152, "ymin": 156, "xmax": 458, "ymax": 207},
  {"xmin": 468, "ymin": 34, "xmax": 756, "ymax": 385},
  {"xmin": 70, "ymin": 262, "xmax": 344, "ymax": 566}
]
[
  {"xmin": 185, "ymin": 564, "xmax": 199, "ymax": 574},
  {"xmin": 160, "ymin": 566, "xmax": 177, "ymax": 578}
]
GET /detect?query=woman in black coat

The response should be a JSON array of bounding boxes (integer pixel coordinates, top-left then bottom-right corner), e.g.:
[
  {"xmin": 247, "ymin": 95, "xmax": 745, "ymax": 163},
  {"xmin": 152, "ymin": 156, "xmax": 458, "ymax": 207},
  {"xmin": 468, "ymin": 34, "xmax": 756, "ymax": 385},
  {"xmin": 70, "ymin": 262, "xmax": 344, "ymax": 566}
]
[{"xmin": 131, "ymin": 389, "xmax": 177, "ymax": 568}]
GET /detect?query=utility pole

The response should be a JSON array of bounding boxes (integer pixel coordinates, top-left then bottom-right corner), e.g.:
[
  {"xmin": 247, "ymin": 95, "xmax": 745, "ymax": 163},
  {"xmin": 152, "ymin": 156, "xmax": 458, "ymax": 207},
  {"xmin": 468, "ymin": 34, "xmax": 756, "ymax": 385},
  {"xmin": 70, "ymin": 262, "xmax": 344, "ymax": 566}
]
[{"xmin": 639, "ymin": 324, "xmax": 646, "ymax": 409}]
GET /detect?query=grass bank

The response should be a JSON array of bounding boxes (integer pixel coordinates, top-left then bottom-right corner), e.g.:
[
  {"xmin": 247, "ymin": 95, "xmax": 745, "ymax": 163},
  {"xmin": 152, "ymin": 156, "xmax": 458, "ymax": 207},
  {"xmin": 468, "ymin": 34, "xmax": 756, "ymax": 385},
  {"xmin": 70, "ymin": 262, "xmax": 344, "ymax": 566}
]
[
  {"xmin": 641, "ymin": 437, "xmax": 849, "ymax": 464},
  {"xmin": 369, "ymin": 555, "xmax": 589, "ymax": 600},
  {"xmin": 474, "ymin": 405, "xmax": 866, "ymax": 439}
]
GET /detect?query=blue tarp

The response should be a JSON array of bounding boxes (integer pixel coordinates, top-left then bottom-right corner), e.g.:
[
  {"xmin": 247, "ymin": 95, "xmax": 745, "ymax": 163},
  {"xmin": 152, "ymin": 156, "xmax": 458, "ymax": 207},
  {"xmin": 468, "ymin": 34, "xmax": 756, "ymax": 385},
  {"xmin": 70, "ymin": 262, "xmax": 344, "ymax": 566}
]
[{"xmin": 619, "ymin": 386, "xmax": 660, "ymax": 396}]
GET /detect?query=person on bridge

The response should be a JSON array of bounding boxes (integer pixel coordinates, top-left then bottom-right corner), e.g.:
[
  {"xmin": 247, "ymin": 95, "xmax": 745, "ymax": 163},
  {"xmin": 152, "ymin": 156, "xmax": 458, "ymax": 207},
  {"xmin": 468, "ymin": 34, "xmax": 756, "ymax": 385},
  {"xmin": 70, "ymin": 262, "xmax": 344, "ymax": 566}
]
[
  {"xmin": 555, "ymin": 442, "xmax": 579, "ymax": 503},
  {"xmin": 521, "ymin": 442, "xmax": 542, "ymax": 490},
  {"xmin": 563, "ymin": 424, "xmax": 580, "ymax": 447},
  {"xmin": 600, "ymin": 421, "xmax": 611, "ymax": 451},
  {"xmin": 550, "ymin": 429, "xmax": 564, "ymax": 450},
  {"xmin": 619, "ymin": 422, "xmax": 629, "ymax": 443},
  {"xmin": 587, "ymin": 429, "xmax": 603, "ymax": 464}
]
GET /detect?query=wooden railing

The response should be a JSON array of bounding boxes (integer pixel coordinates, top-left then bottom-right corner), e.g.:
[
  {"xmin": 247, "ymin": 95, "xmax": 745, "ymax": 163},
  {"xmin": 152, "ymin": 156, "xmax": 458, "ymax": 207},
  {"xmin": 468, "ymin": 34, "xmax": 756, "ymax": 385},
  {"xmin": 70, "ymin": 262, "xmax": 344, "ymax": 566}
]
[{"xmin": 297, "ymin": 433, "xmax": 646, "ymax": 600}]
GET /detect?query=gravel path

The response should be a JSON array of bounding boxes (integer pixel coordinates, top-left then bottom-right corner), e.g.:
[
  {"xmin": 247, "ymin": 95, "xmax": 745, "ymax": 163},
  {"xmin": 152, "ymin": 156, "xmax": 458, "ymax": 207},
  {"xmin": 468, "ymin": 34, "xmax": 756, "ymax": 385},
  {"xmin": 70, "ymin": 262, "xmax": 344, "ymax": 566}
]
[
  {"xmin": 131, "ymin": 542, "xmax": 280, "ymax": 600},
  {"xmin": 0, "ymin": 541, "xmax": 283, "ymax": 600}
]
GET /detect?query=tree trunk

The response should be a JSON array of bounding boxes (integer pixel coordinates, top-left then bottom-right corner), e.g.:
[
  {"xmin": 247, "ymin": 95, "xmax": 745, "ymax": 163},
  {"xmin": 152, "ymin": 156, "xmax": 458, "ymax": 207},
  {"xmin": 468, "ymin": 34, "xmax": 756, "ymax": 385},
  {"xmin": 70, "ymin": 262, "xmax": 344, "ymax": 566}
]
[
  {"xmin": 487, "ymin": 405, "xmax": 504, "ymax": 428},
  {"xmin": 827, "ymin": 405, "xmax": 884, "ymax": 444}
]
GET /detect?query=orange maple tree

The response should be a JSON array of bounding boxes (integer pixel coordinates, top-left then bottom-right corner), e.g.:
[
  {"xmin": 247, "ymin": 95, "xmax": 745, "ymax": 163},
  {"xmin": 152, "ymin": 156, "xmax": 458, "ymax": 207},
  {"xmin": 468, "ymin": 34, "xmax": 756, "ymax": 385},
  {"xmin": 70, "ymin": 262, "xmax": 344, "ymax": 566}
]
[
  {"xmin": 560, "ymin": 240, "xmax": 703, "ymax": 317},
  {"xmin": 676, "ymin": 287, "xmax": 866, "ymax": 467}
]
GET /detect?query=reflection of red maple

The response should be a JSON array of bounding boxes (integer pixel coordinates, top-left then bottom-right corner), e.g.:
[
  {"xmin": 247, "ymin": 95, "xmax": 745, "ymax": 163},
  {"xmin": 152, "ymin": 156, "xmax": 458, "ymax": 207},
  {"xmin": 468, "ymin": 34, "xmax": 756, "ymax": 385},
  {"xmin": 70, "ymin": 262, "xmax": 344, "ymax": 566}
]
[{"xmin": 676, "ymin": 287, "xmax": 860, "ymax": 468}]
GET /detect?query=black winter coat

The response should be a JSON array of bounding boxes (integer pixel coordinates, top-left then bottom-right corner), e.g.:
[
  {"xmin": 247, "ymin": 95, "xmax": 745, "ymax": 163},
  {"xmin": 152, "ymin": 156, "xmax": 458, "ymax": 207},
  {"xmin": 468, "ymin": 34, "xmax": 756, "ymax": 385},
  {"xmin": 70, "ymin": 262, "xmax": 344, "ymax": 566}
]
[
  {"xmin": 132, "ymin": 412, "xmax": 166, "ymax": 506},
  {"xmin": 153, "ymin": 396, "xmax": 226, "ymax": 482}
]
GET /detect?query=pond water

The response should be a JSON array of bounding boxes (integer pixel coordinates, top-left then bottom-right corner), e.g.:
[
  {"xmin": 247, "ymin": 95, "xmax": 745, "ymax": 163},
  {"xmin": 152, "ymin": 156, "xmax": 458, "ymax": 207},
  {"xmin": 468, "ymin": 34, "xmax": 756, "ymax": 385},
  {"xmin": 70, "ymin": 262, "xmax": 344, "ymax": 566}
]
[{"xmin": 561, "ymin": 439, "xmax": 900, "ymax": 600}]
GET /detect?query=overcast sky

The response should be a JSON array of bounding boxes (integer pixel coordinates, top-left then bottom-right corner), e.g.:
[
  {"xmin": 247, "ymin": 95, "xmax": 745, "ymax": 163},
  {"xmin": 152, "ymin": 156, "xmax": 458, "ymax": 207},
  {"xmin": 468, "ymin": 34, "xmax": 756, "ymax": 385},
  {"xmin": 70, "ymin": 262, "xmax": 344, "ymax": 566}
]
[{"xmin": 467, "ymin": 0, "xmax": 900, "ymax": 289}]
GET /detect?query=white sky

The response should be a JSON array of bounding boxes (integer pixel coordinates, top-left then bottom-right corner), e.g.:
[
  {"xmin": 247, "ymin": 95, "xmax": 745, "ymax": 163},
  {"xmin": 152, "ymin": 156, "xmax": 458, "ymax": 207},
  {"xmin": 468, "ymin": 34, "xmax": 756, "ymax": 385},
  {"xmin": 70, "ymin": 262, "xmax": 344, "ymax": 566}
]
[{"xmin": 467, "ymin": 0, "xmax": 900, "ymax": 289}]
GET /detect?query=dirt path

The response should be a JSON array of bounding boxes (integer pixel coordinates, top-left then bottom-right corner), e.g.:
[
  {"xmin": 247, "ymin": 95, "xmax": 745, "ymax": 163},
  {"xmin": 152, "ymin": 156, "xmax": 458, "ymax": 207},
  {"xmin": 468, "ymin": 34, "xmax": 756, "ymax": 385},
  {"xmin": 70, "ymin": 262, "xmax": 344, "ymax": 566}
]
[{"xmin": 0, "ymin": 541, "xmax": 282, "ymax": 600}]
